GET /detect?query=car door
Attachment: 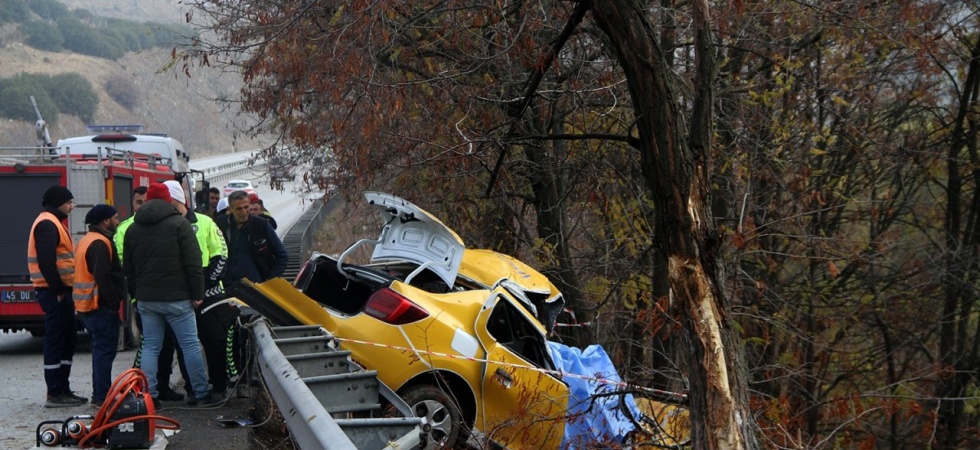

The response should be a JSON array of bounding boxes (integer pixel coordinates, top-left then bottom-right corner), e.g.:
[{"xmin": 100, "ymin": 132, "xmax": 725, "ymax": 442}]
[{"xmin": 473, "ymin": 291, "xmax": 568, "ymax": 449}]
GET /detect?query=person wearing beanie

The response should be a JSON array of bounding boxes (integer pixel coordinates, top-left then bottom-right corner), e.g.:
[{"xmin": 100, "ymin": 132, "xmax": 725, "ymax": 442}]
[
  {"xmin": 124, "ymin": 181, "xmax": 220, "ymax": 407},
  {"xmin": 163, "ymin": 180, "xmax": 187, "ymax": 205},
  {"xmin": 213, "ymin": 197, "xmax": 229, "ymax": 222},
  {"xmin": 73, "ymin": 204, "xmax": 125, "ymax": 407},
  {"xmin": 28, "ymin": 185, "xmax": 86, "ymax": 407},
  {"xmin": 172, "ymin": 180, "xmax": 238, "ymax": 398},
  {"xmin": 116, "ymin": 185, "xmax": 189, "ymax": 402},
  {"xmin": 144, "ymin": 182, "xmax": 172, "ymax": 204}
]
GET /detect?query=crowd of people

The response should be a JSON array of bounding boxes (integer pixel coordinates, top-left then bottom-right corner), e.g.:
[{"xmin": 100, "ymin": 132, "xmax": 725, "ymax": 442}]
[{"xmin": 28, "ymin": 181, "xmax": 288, "ymax": 409}]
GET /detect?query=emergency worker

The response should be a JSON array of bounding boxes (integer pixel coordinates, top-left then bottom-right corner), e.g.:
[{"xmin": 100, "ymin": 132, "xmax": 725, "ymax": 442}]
[
  {"xmin": 195, "ymin": 187, "xmax": 221, "ymax": 218},
  {"xmin": 74, "ymin": 204, "xmax": 125, "ymax": 407},
  {"xmin": 29, "ymin": 185, "xmax": 85, "ymax": 407},
  {"xmin": 114, "ymin": 186, "xmax": 146, "ymax": 246}
]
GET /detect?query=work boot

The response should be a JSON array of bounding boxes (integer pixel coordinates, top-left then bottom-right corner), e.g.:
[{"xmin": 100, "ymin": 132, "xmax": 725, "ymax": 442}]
[
  {"xmin": 157, "ymin": 388, "xmax": 185, "ymax": 402},
  {"xmin": 66, "ymin": 391, "xmax": 87, "ymax": 402},
  {"xmin": 45, "ymin": 394, "xmax": 86, "ymax": 408},
  {"xmin": 187, "ymin": 390, "xmax": 227, "ymax": 407}
]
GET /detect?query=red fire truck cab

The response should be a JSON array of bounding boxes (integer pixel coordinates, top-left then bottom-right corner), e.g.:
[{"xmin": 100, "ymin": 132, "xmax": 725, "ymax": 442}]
[{"xmin": 0, "ymin": 126, "xmax": 194, "ymax": 346}]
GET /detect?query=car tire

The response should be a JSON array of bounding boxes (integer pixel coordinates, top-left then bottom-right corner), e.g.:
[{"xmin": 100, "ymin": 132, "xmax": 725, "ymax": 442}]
[{"xmin": 385, "ymin": 384, "xmax": 465, "ymax": 449}]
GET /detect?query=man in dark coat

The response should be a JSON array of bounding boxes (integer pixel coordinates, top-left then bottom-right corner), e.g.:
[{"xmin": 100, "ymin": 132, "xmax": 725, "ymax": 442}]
[
  {"xmin": 29, "ymin": 186, "xmax": 86, "ymax": 407},
  {"xmin": 73, "ymin": 204, "xmax": 125, "ymax": 407},
  {"xmin": 123, "ymin": 182, "xmax": 221, "ymax": 407}
]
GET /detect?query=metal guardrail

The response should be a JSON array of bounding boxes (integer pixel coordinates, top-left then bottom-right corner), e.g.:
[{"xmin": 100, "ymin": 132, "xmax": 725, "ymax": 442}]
[
  {"xmin": 196, "ymin": 160, "xmax": 267, "ymax": 185},
  {"xmin": 247, "ymin": 196, "xmax": 424, "ymax": 449},
  {"xmin": 251, "ymin": 321, "xmax": 423, "ymax": 449}
]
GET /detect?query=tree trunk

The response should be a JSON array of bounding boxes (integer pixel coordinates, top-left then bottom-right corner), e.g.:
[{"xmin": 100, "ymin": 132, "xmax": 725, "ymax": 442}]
[{"xmin": 590, "ymin": 1, "xmax": 757, "ymax": 448}]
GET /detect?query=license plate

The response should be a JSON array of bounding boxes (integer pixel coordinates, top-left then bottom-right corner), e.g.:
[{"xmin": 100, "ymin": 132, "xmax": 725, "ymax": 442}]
[{"xmin": 1, "ymin": 290, "xmax": 37, "ymax": 303}]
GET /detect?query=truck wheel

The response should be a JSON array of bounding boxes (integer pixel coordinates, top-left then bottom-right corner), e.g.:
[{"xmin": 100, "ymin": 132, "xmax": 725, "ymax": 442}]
[{"xmin": 384, "ymin": 384, "xmax": 464, "ymax": 449}]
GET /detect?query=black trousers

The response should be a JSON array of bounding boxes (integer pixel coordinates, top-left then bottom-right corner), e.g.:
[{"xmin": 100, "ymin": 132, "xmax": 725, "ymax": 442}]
[{"xmin": 196, "ymin": 302, "xmax": 241, "ymax": 393}]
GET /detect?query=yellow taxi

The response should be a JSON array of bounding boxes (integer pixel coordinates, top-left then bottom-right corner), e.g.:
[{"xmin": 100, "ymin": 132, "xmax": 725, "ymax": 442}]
[{"xmin": 232, "ymin": 192, "xmax": 686, "ymax": 449}]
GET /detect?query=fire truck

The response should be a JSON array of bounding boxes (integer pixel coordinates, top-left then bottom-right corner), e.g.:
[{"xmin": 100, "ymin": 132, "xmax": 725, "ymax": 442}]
[{"xmin": 0, "ymin": 109, "xmax": 197, "ymax": 346}]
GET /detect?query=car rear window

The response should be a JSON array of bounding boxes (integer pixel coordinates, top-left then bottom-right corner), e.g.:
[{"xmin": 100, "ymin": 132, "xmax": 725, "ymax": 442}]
[{"xmin": 228, "ymin": 182, "xmax": 248, "ymax": 188}]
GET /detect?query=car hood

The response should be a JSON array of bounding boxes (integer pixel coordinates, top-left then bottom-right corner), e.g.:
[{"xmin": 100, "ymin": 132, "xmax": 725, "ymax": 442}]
[
  {"xmin": 460, "ymin": 249, "xmax": 566, "ymax": 331},
  {"xmin": 364, "ymin": 191, "xmax": 465, "ymax": 289}
]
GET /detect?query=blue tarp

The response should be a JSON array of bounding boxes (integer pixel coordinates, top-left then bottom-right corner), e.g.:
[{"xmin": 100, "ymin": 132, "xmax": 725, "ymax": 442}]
[{"xmin": 547, "ymin": 341, "xmax": 645, "ymax": 448}]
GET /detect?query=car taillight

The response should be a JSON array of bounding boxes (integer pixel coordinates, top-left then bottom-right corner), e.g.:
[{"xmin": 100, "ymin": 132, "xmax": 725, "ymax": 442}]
[
  {"xmin": 364, "ymin": 288, "xmax": 429, "ymax": 325},
  {"xmin": 293, "ymin": 261, "xmax": 310, "ymax": 287}
]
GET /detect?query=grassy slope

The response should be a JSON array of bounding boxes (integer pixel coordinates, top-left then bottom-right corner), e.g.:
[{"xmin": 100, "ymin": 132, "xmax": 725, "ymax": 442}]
[{"xmin": 0, "ymin": 0, "xmax": 268, "ymax": 156}]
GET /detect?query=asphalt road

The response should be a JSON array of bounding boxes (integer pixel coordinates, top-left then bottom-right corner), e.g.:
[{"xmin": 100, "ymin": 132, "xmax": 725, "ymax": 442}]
[
  {"xmin": 0, "ymin": 173, "xmax": 311, "ymax": 450},
  {"xmin": 0, "ymin": 330, "xmax": 258, "ymax": 450},
  {"xmin": 0, "ymin": 330, "xmax": 133, "ymax": 450}
]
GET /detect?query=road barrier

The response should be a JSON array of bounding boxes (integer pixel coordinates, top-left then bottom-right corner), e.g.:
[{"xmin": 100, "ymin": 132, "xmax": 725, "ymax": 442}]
[
  {"xmin": 251, "ymin": 321, "xmax": 423, "ymax": 449},
  {"xmin": 190, "ymin": 151, "xmax": 267, "ymax": 185}
]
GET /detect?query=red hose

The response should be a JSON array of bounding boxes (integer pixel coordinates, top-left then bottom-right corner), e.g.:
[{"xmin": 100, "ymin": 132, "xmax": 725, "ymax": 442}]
[{"xmin": 76, "ymin": 368, "xmax": 181, "ymax": 448}]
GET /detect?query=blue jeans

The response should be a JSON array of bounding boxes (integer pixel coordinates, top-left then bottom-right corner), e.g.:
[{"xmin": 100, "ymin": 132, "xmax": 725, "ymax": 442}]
[
  {"xmin": 78, "ymin": 307, "xmax": 120, "ymax": 402},
  {"xmin": 136, "ymin": 301, "xmax": 210, "ymax": 399},
  {"xmin": 37, "ymin": 288, "xmax": 77, "ymax": 397}
]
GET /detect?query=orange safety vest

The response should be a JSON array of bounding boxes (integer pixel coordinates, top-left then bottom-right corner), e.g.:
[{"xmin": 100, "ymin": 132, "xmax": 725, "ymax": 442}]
[
  {"xmin": 27, "ymin": 211, "xmax": 75, "ymax": 289},
  {"xmin": 73, "ymin": 232, "xmax": 112, "ymax": 312}
]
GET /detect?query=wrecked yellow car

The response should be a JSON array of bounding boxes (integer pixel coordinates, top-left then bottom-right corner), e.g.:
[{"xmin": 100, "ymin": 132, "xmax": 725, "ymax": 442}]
[{"xmin": 232, "ymin": 192, "xmax": 688, "ymax": 449}]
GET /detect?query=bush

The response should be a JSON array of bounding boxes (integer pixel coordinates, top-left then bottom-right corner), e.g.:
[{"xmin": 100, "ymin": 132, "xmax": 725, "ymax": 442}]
[
  {"xmin": 0, "ymin": 1, "xmax": 30, "ymax": 24},
  {"xmin": 22, "ymin": 20, "xmax": 63, "ymax": 52},
  {"xmin": 58, "ymin": 18, "xmax": 125, "ymax": 60},
  {"xmin": 44, "ymin": 73, "xmax": 98, "ymax": 123},
  {"xmin": 0, "ymin": 75, "xmax": 58, "ymax": 123},
  {"xmin": 105, "ymin": 74, "xmax": 139, "ymax": 111},
  {"xmin": 28, "ymin": 0, "xmax": 69, "ymax": 21}
]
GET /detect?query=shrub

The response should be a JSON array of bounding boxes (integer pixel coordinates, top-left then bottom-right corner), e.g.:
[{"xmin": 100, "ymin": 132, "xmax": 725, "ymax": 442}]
[
  {"xmin": 22, "ymin": 20, "xmax": 63, "ymax": 52},
  {"xmin": 28, "ymin": 0, "xmax": 69, "ymax": 21},
  {"xmin": 45, "ymin": 73, "xmax": 98, "ymax": 123},
  {"xmin": 105, "ymin": 74, "xmax": 139, "ymax": 111},
  {"xmin": 0, "ymin": 75, "xmax": 58, "ymax": 123},
  {"xmin": 0, "ymin": 1, "xmax": 30, "ymax": 24}
]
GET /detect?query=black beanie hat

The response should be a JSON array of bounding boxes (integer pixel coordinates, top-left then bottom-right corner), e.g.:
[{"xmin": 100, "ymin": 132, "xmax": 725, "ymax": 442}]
[
  {"xmin": 84, "ymin": 204, "xmax": 118, "ymax": 225},
  {"xmin": 42, "ymin": 185, "xmax": 73, "ymax": 208}
]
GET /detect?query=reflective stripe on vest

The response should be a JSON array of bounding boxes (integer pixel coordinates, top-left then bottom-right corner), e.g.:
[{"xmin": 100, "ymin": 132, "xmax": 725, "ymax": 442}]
[
  {"xmin": 27, "ymin": 212, "xmax": 75, "ymax": 288},
  {"xmin": 73, "ymin": 232, "xmax": 112, "ymax": 312}
]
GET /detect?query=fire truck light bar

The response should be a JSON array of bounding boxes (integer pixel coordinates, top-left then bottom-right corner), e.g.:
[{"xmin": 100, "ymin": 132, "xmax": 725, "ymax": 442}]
[{"xmin": 86, "ymin": 124, "xmax": 144, "ymax": 134}]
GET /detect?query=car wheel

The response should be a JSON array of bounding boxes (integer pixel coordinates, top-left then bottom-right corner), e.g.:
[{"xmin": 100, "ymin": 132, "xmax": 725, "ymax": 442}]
[{"xmin": 385, "ymin": 384, "xmax": 464, "ymax": 449}]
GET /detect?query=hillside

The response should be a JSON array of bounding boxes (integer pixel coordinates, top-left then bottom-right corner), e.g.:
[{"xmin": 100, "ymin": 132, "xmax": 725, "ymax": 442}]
[{"xmin": 0, "ymin": 2, "xmax": 270, "ymax": 156}]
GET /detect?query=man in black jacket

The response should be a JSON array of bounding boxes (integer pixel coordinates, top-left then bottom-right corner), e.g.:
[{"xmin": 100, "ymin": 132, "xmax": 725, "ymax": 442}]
[
  {"xmin": 123, "ymin": 182, "xmax": 220, "ymax": 407},
  {"xmin": 216, "ymin": 190, "xmax": 288, "ymax": 285},
  {"xmin": 29, "ymin": 186, "xmax": 86, "ymax": 407},
  {"xmin": 73, "ymin": 204, "xmax": 125, "ymax": 407}
]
